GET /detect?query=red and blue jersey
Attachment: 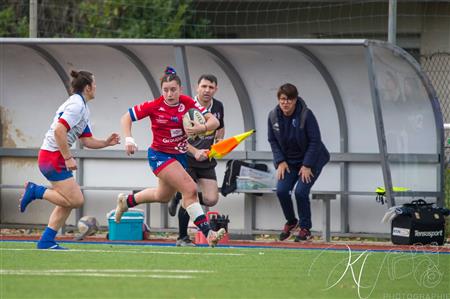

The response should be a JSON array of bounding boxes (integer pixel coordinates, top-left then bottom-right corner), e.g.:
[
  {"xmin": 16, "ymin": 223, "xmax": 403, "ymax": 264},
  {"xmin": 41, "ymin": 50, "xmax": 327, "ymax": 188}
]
[
  {"xmin": 39, "ymin": 93, "xmax": 93, "ymax": 181},
  {"xmin": 128, "ymin": 95, "xmax": 206, "ymax": 154}
]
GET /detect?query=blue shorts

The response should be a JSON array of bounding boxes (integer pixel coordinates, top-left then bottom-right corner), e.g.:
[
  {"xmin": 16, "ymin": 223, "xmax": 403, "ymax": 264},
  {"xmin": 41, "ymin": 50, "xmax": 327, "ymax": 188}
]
[
  {"xmin": 148, "ymin": 148, "xmax": 187, "ymax": 175},
  {"xmin": 38, "ymin": 150, "xmax": 73, "ymax": 181}
]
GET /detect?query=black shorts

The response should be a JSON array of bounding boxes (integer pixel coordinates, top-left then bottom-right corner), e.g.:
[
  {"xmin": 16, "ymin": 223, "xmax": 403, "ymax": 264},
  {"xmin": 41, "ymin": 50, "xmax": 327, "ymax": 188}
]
[{"xmin": 186, "ymin": 166, "xmax": 217, "ymax": 182}]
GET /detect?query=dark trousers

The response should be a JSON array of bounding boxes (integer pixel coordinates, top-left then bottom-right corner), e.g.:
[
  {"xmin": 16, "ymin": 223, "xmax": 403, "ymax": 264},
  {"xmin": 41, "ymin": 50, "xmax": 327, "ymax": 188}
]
[{"xmin": 276, "ymin": 165, "xmax": 322, "ymax": 230}]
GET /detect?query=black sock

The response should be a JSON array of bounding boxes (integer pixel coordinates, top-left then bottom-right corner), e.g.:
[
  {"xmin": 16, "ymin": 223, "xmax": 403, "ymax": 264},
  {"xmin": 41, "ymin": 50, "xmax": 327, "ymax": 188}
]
[
  {"xmin": 178, "ymin": 206, "xmax": 190, "ymax": 239},
  {"xmin": 198, "ymin": 192, "xmax": 205, "ymax": 205},
  {"xmin": 127, "ymin": 194, "xmax": 137, "ymax": 207},
  {"xmin": 287, "ymin": 218, "xmax": 298, "ymax": 226},
  {"xmin": 174, "ymin": 192, "xmax": 182, "ymax": 204}
]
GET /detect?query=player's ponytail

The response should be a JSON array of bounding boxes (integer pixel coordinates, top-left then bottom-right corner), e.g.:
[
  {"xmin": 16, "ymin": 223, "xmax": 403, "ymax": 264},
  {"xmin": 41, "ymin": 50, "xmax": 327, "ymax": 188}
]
[{"xmin": 70, "ymin": 70, "xmax": 79, "ymax": 78}]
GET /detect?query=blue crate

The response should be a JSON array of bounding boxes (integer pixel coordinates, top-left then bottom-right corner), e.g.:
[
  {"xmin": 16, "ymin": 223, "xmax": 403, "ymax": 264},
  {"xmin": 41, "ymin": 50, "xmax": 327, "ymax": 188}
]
[{"xmin": 108, "ymin": 209, "xmax": 144, "ymax": 241}]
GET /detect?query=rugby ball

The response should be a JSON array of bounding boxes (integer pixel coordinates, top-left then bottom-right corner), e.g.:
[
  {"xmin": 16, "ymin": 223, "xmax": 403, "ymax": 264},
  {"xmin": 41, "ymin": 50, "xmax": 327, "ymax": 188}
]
[
  {"xmin": 183, "ymin": 108, "xmax": 206, "ymax": 139},
  {"xmin": 74, "ymin": 216, "xmax": 99, "ymax": 240}
]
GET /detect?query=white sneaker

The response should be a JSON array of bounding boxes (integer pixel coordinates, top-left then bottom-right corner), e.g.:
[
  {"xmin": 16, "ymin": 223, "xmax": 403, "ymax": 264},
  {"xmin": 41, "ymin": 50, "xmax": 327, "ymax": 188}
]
[
  {"xmin": 176, "ymin": 236, "xmax": 196, "ymax": 247},
  {"xmin": 207, "ymin": 228, "xmax": 226, "ymax": 247},
  {"xmin": 114, "ymin": 193, "xmax": 128, "ymax": 223}
]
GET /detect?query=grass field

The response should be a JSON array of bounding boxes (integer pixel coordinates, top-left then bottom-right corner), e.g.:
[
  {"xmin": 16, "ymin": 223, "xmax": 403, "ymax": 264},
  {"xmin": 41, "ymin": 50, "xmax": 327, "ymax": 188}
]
[{"xmin": 1, "ymin": 241, "xmax": 449, "ymax": 299}]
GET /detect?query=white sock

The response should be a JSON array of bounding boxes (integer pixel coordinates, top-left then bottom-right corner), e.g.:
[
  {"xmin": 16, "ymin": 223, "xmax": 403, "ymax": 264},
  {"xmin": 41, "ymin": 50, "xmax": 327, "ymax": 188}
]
[{"xmin": 185, "ymin": 202, "xmax": 204, "ymax": 220}]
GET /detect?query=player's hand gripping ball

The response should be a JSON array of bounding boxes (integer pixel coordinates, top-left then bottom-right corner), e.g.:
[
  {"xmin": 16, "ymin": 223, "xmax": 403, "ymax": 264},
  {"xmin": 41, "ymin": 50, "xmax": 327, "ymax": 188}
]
[{"xmin": 182, "ymin": 108, "xmax": 209, "ymax": 140}]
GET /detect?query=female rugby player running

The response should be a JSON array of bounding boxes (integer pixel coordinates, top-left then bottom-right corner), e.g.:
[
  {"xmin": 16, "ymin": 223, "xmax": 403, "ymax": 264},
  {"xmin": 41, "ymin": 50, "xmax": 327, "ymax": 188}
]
[
  {"xmin": 114, "ymin": 67, "xmax": 226, "ymax": 247},
  {"xmin": 19, "ymin": 70, "xmax": 120, "ymax": 249}
]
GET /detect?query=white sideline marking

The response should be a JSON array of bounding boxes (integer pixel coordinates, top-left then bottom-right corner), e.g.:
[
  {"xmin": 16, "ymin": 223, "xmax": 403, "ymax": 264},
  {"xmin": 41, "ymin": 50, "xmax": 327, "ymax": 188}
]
[
  {"xmin": 1, "ymin": 269, "xmax": 214, "ymax": 273},
  {"xmin": 0, "ymin": 270, "xmax": 194, "ymax": 279},
  {"xmin": 0, "ymin": 248, "xmax": 244, "ymax": 256}
]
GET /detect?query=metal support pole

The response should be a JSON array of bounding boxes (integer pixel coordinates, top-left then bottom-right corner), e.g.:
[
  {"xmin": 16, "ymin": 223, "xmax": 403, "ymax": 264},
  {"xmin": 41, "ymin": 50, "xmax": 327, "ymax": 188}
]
[
  {"xmin": 0, "ymin": 104, "xmax": 2, "ymax": 223},
  {"xmin": 71, "ymin": 142, "xmax": 84, "ymax": 235},
  {"xmin": 322, "ymin": 199, "xmax": 331, "ymax": 242},
  {"xmin": 29, "ymin": 0, "xmax": 38, "ymax": 38},
  {"xmin": 388, "ymin": 0, "xmax": 397, "ymax": 45},
  {"xmin": 243, "ymin": 194, "xmax": 255, "ymax": 238},
  {"xmin": 160, "ymin": 204, "xmax": 168, "ymax": 229},
  {"xmin": 174, "ymin": 46, "xmax": 192, "ymax": 97},
  {"xmin": 340, "ymin": 163, "xmax": 349, "ymax": 233},
  {"xmin": 365, "ymin": 45, "xmax": 395, "ymax": 207}
]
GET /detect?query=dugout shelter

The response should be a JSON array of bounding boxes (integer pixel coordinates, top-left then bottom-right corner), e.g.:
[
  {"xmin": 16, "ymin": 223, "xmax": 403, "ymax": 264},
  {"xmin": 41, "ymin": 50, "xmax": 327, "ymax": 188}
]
[{"xmin": 0, "ymin": 39, "xmax": 444, "ymax": 235}]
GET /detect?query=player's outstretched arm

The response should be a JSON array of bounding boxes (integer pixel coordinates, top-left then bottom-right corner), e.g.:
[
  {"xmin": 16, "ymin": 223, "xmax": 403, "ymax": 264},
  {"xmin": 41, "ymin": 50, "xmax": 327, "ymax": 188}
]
[{"xmin": 80, "ymin": 133, "xmax": 120, "ymax": 149}]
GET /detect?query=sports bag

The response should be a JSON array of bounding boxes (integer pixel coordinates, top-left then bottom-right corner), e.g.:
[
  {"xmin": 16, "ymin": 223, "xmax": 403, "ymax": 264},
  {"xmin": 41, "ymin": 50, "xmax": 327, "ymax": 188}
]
[
  {"xmin": 221, "ymin": 160, "xmax": 268, "ymax": 196},
  {"xmin": 391, "ymin": 199, "xmax": 448, "ymax": 245}
]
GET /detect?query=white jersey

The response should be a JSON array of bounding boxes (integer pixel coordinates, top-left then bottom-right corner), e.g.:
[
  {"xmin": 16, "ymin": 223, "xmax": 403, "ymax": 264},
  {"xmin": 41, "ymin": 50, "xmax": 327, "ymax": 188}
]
[{"xmin": 41, "ymin": 94, "xmax": 92, "ymax": 151}]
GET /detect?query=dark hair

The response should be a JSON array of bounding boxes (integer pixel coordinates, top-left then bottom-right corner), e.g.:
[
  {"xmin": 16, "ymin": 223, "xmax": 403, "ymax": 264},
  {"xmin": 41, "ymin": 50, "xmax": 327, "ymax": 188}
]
[
  {"xmin": 277, "ymin": 83, "xmax": 298, "ymax": 100},
  {"xmin": 160, "ymin": 66, "xmax": 181, "ymax": 87},
  {"xmin": 197, "ymin": 74, "xmax": 218, "ymax": 85},
  {"xmin": 70, "ymin": 70, "xmax": 93, "ymax": 94}
]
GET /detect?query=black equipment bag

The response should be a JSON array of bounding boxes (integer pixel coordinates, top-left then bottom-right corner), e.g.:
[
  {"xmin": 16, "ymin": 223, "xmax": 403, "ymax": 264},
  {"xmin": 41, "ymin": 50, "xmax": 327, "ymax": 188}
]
[
  {"xmin": 391, "ymin": 199, "xmax": 446, "ymax": 245},
  {"xmin": 221, "ymin": 160, "xmax": 268, "ymax": 196}
]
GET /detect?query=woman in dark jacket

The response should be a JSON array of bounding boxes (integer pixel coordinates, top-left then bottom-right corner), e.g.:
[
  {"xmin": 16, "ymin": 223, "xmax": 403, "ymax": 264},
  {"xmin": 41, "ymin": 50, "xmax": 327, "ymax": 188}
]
[{"xmin": 268, "ymin": 83, "xmax": 330, "ymax": 241}]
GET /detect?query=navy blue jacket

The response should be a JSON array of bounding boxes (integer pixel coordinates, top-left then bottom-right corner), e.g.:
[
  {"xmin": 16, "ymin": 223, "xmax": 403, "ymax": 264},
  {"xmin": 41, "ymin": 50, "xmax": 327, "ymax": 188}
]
[{"xmin": 267, "ymin": 98, "xmax": 330, "ymax": 170}]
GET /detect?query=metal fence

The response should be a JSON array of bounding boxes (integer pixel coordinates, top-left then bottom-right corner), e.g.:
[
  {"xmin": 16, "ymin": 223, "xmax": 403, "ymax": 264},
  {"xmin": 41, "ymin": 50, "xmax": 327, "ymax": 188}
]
[{"xmin": 421, "ymin": 52, "xmax": 450, "ymax": 166}]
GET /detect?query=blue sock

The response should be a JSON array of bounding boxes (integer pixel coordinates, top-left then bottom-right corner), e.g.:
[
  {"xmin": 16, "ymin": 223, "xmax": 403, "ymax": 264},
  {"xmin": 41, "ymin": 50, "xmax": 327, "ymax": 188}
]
[
  {"xmin": 34, "ymin": 185, "xmax": 47, "ymax": 199},
  {"xmin": 37, "ymin": 227, "xmax": 58, "ymax": 249},
  {"xmin": 20, "ymin": 182, "xmax": 46, "ymax": 213}
]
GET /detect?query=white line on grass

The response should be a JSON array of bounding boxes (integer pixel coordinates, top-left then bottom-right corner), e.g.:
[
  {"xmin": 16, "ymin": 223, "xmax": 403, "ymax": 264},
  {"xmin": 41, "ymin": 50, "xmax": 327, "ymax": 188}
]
[
  {"xmin": 0, "ymin": 270, "xmax": 194, "ymax": 279},
  {"xmin": 1, "ymin": 269, "xmax": 214, "ymax": 273},
  {"xmin": 0, "ymin": 248, "xmax": 244, "ymax": 256}
]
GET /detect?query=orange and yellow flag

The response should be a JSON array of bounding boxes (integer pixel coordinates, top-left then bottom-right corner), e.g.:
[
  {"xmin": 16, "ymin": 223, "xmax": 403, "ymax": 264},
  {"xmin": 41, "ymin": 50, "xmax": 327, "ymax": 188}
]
[{"xmin": 207, "ymin": 129, "xmax": 255, "ymax": 160}]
